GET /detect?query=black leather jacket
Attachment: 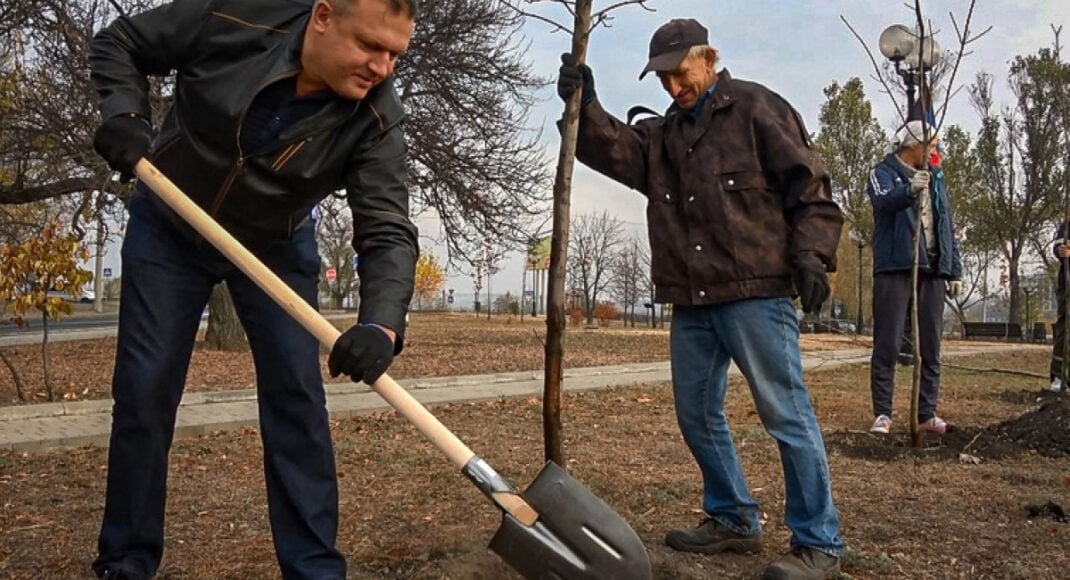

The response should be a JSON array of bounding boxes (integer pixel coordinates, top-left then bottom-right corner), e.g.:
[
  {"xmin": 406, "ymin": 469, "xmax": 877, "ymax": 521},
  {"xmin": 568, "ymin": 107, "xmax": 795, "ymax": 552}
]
[{"xmin": 91, "ymin": 0, "xmax": 418, "ymax": 344}]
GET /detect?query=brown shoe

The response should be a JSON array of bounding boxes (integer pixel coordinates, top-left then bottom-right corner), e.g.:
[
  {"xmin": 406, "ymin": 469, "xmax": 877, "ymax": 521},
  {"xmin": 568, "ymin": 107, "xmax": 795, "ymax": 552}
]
[
  {"xmin": 664, "ymin": 518, "xmax": 763, "ymax": 555},
  {"xmin": 761, "ymin": 547, "xmax": 840, "ymax": 579}
]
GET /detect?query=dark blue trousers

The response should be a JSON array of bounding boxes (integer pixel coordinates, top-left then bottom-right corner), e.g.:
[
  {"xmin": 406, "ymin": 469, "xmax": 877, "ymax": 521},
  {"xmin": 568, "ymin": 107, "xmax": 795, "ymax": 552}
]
[{"xmin": 93, "ymin": 193, "xmax": 345, "ymax": 579}]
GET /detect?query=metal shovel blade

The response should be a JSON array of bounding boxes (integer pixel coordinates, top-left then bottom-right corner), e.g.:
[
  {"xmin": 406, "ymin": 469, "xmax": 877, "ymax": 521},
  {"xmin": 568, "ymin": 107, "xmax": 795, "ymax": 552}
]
[{"xmin": 489, "ymin": 461, "xmax": 652, "ymax": 580}]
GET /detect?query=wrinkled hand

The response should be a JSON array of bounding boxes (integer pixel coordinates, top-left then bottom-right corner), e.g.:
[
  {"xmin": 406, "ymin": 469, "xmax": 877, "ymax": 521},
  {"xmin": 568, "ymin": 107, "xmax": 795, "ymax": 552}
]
[
  {"xmin": 328, "ymin": 325, "xmax": 395, "ymax": 385},
  {"xmin": 793, "ymin": 253, "xmax": 830, "ymax": 314},
  {"xmin": 909, "ymin": 171, "xmax": 930, "ymax": 198},
  {"xmin": 93, "ymin": 114, "xmax": 153, "ymax": 183},
  {"xmin": 557, "ymin": 53, "xmax": 596, "ymax": 104},
  {"xmin": 946, "ymin": 280, "xmax": 963, "ymax": 298}
]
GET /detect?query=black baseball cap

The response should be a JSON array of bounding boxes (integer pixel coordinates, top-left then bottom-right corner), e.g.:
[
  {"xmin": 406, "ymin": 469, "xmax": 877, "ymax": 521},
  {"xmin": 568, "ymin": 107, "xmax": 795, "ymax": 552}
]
[{"xmin": 639, "ymin": 18, "xmax": 709, "ymax": 80}]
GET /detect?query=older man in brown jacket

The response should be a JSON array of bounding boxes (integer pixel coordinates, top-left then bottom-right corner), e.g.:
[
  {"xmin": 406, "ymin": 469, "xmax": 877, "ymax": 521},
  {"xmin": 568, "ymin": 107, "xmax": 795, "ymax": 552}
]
[{"xmin": 558, "ymin": 18, "xmax": 845, "ymax": 580}]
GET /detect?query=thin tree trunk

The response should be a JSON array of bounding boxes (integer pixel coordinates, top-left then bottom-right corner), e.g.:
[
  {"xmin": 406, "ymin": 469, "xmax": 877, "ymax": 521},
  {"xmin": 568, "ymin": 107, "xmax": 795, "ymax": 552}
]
[
  {"xmin": 544, "ymin": 0, "xmax": 592, "ymax": 467},
  {"xmin": 0, "ymin": 349, "xmax": 27, "ymax": 402},
  {"xmin": 42, "ymin": 312, "xmax": 54, "ymax": 401},
  {"xmin": 94, "ymin": 206, "xmax": 105, "ymax": 313},
  {"xmin": 204, "ymin": 283, "xmax": 249, "ymax": 351},
  {"xmin": 909, "ymin": 209, "xmax": 923, "ymax": 447}
]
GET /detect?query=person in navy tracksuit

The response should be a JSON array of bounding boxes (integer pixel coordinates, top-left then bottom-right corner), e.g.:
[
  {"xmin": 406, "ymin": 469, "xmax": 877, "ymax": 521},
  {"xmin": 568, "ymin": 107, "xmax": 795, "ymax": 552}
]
[{"xmin": 866, "ymin": 120, "xmax": 963, "ymax": 435}]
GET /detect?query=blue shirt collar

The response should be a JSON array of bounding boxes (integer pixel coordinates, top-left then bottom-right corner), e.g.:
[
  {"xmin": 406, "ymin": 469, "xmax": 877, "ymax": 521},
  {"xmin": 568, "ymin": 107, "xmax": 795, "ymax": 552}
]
[{"xmin": 689, "ymin": 82, "xmax": 719, "ymax": 118}]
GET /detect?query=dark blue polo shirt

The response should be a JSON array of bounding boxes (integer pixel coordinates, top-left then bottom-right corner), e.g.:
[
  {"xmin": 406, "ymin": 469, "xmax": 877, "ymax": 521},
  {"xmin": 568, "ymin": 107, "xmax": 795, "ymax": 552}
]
[{"xmin": 240, "ymin": 76, "xmax": 336, "ymax": 154}]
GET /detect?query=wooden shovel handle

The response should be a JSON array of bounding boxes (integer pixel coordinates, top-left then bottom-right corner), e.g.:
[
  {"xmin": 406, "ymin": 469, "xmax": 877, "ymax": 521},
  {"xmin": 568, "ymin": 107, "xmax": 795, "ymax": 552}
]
[{"xmin": 134, "ymin": 159, "xmax": 536, "ymax": 525}]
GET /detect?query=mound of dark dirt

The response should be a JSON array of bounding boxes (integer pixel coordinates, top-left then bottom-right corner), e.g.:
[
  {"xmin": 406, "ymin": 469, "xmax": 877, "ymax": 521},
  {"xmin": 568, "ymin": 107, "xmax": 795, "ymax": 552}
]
[{"xmin": 967, "ymin": 398, "xmax": 1070, "ymax": 459}]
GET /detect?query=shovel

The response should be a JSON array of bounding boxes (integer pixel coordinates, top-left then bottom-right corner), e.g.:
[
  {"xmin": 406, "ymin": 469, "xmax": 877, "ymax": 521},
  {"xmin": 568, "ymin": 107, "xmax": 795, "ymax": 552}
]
[{"xmin": 134, "ymin": 159, "xmax": 652, "ymax": 580}]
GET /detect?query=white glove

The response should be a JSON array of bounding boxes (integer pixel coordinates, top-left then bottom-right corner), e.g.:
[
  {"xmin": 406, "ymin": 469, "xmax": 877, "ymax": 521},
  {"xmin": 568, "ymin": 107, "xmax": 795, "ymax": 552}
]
[
  {"xmin": 946, "ymin": 280, "xmax": 963, "ymax": 298},
  {"xmin": 910, "ymin": 171, "xmax": 930, "ymax": 197}
]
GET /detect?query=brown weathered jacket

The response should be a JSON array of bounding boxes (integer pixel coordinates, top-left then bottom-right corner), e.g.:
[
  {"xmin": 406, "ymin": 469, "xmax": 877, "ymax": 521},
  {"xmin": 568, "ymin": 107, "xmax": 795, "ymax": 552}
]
[{"xmin": 575, "ymin": 70, "xmax": 843, "ymax": 306}]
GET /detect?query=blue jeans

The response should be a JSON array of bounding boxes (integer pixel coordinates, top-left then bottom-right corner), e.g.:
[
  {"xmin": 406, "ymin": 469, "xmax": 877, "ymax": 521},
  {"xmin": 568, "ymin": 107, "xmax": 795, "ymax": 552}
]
[
  {"xmin": 670, "ymin": 298, "xmax": 843, "ymax": 556},
  {"xmin": 93, "ymin": 193, "xmax": 345, "ymax": 579}
]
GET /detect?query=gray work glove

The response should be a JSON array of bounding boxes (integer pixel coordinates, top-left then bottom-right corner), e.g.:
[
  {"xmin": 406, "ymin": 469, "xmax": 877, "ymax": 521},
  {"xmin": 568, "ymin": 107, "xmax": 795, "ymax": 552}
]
[{"xmin": 909, "ymin": 171, "xmax": 930, "ymax": 198}]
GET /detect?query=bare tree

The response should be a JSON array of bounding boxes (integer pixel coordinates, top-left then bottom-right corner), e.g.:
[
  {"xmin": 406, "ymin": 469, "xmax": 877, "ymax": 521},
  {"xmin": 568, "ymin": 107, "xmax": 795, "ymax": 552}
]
[
  {"xmin": 611, "ymin": 236, "xmax": 646, "ymax": 327},
  {"xmin": 568, "ymin": 211, "xmax": 623, "ymax": 326},
  {"xmin": 396, "ymin": 0, "xmax": 551, "ymax": 263}
]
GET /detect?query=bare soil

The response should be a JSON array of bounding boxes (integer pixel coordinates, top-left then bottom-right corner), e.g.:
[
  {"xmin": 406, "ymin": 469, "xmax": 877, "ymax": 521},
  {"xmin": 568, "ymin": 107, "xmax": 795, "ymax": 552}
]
[{"xmin": 1, "ymin": 350, "xmax": 1068, "ymax": 579}]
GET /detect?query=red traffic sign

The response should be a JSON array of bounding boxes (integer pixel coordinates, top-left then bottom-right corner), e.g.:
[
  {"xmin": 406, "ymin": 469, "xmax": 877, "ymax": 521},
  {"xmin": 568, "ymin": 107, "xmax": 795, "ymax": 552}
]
[{"xmin": 326, "ymin": 268, "xmax": 337, "ymax": 282}]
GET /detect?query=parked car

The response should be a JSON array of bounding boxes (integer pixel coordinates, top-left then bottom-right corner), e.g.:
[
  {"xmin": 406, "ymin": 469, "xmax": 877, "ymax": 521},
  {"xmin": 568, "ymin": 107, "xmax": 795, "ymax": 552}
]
[{"xmin": 46, "ymin": 288, "xmax": 95, "ymax": 304}]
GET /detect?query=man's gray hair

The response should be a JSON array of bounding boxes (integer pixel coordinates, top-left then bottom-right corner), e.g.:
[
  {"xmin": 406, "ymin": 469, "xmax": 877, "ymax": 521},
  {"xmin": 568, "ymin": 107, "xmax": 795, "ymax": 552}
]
[{"xmin": 328, "ymin": 0, "xmax": 418, "ymax": 19}]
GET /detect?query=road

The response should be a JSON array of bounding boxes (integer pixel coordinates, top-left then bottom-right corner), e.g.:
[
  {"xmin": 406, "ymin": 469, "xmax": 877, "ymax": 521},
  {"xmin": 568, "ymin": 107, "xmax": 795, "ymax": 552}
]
[
  {"xmin": 0, "ymin": 312, "xmax": 120, "ymax": 335},
  {"xmin": 0, "ymin": 310, "xmax": 357, "ymax": 347}
]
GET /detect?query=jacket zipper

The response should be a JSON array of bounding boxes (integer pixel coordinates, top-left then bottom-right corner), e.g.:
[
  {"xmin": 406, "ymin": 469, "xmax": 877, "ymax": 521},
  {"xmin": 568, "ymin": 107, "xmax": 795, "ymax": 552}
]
[{"xmin": 207, "ymin": 70, "xmax": 299, "ymax": 219}]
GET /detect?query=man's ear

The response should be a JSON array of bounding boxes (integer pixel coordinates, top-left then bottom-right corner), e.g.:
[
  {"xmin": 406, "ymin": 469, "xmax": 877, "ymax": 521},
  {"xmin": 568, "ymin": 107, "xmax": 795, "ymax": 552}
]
[
  {"xmin": 311, "ymin": 0, "xmax": 333, "ymax": 33},
  {"xmin": 705, "ymin": 47, "xmax": 719, "ymax": 70}
]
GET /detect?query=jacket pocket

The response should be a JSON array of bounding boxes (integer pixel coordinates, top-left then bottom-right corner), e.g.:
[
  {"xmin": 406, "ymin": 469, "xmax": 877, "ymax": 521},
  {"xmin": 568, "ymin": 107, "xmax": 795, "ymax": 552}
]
[
  {"xmin": 720, "ymin": 170, "xmax": 768, "ymax": 192},
  {"xmin": 717, "ymin": 170, "xmax": 790, "ymax": 279}
]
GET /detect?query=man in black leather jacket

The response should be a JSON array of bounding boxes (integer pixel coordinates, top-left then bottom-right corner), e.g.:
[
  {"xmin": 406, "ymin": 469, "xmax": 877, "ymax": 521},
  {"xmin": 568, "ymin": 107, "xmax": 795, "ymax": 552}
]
[{"xmin": 89, "ymin": 1, "xmax": 419, "ymax": 578}]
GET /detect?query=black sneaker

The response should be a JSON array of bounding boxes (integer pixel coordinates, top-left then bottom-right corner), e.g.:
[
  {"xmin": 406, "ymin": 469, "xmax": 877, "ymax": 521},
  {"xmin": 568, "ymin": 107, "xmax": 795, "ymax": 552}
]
[
  {"xmin": 664, "ymin": 518, "xmax": 763, "ymax": 554},
  {"xmin": 761, "ymin": 547, "xmax": 840, "ymax": 579}
]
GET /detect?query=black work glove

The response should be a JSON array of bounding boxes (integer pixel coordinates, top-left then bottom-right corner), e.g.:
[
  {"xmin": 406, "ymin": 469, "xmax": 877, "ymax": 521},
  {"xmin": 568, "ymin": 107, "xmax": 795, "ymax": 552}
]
[
  {"xmin": 557, "ymin": 53, "xmax": 596, "ymax": 105},
  {"xmin": 328, "ymin": 325, "xmax": 395, "ymax": 385},
  {"xmin": 93, "ymin": 114, "xmax": 153, "ymax": 183},
  {"xmin": 792, "ymin": 253, "xmax": 831, "ymax": 314}
]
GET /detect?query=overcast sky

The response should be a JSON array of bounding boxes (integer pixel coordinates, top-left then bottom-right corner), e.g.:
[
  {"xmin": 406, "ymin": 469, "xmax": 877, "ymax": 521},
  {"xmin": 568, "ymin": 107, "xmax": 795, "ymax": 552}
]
[{"xmin": 98, "ymin": 1, "xmax": 1070, "ymax": 309}]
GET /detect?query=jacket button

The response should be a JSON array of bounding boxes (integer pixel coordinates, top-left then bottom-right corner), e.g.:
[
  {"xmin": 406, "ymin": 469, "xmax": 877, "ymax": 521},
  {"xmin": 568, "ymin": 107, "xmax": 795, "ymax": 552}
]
[
  {"xmin": 695, "ymin": 244, "xmax": 703, "ymax": 251},
  {"xmin": 698, "ymin": 290, "xmax": 707, "ymax": 298},
  {"xmin": 665, "ymin": 194, "xmax": 671, "ymax": 201},
  {"xmin": 688, "ymin": 196, "xmax": 695, "ymax": 202},
  {"xmin": 727, "ymin": 179, "xmax": 735, "ymax": 186}
]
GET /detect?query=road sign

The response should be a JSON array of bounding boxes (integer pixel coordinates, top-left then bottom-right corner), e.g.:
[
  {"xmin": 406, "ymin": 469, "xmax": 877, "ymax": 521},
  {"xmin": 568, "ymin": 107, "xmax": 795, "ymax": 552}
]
[
  {"xmin": 103, "ymin": 268, "xmax": 113, "ymax": 278},
  {"xmin": 326, "ymin": 268, "xmax": 337, "ymax": 282}
]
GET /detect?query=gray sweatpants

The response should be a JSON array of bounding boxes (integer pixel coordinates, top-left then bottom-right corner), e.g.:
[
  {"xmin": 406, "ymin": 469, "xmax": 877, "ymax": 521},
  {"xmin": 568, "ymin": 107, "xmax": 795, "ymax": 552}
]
[{"xmin": 870, "ymin": 271, "xmax": 945, "ymax": 421}]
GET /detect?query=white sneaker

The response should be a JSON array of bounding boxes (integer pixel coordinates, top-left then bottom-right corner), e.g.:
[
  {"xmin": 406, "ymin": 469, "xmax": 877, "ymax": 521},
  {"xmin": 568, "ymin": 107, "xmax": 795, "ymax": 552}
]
[
  {"xmin": 869, "ymin": 414, "xmax": 892, "ymax": 434},
  {"xmin": 1051, "ymin": 378, "xmax": 1064, "ymax": 393}
]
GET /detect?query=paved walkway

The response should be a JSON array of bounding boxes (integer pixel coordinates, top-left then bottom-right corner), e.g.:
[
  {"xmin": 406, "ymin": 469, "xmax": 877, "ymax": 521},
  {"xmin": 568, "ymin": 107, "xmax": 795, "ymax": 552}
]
[{"xmin": 0, "ymin": 344, "xmax": 1043, "ymax": 451}]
